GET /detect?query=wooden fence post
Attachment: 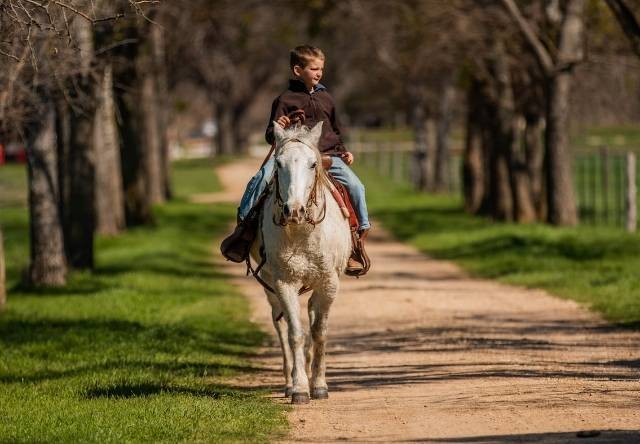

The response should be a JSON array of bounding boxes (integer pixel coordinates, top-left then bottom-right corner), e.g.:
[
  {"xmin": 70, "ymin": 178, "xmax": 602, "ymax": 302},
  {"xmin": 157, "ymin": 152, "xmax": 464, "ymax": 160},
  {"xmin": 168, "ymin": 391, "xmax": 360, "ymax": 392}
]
[
  {"xmin": 393, "ymin": 147, "xmax": 403, "ymax": 182},
  {"xmin": 601, "ymin": 147, "xmax": 610, "ymax": 224},
  {"xmin": 578, "ymin": 155, "xmax": 586, "ymax": 222},
  {"xmin": 626, "ymin": 152, "xmax": 637, "ymax": 233}
]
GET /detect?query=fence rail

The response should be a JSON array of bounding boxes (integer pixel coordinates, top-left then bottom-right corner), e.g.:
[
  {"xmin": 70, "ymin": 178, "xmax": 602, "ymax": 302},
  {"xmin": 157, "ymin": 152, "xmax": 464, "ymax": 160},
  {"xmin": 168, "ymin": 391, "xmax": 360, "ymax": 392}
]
[
  {"xmin": 576, "ymin": 149, "xmax": 637, "ymax": 231},
  {"xmin": 352, "ymin": 140, "xmax": 638, "ymax": 232}
]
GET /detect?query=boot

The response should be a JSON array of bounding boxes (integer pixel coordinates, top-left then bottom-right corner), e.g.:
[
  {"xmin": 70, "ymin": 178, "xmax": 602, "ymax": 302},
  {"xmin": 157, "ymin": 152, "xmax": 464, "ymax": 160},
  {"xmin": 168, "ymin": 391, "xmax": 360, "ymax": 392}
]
[
  {"xmin": 345, "ymin": 228, "xmax": 371, "ymax": 277},
  {"xmin": 220, "ymin": 218, "xmax": 256, "ymax": 263}
]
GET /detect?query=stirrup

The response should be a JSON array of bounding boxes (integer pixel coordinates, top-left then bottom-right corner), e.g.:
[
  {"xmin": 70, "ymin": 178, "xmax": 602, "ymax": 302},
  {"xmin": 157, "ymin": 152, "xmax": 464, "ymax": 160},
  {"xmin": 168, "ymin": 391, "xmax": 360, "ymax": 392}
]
[
  {"xmin": 345, "ymin": 229, "xmax": 370, "ymax": 277},
  {"xmin": 221, "ymin": 193, "xmax": 269, "ymax": 263}
]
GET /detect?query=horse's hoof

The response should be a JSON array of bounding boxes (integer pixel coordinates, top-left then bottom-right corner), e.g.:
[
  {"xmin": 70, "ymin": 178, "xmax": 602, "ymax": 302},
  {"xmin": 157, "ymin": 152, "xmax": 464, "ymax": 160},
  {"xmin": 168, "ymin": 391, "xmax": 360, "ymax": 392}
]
[
  {"xmin": 291, "ymin": 392, "xmax": 310, "ymax": 404},
  {"xmin": 311, "ymin": 388, "xmax": 328, "ymax": 400},
  {"xmin": 284, "ymin": 387, "xmax": 293, "ymax": 398}
]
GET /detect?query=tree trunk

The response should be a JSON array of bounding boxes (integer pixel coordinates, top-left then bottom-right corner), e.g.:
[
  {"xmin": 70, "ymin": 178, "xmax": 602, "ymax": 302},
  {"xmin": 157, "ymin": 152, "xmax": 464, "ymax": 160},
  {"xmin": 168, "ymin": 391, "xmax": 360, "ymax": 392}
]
[
  {"xmin": 65, "ymin": 89, "xmax": 96, "ymax": 269},
  {"xmin": 409, "ymin": 89, "xmax": 430, "ymax": 191},
  {"xmin": 463, "ymin": 84, "xmax": 485, "ymax": 213},
  {"xmin": 215, "ymin": 103, "xmax": 235, "ymax": 155},
  {"xmin": 115, "ymin": 23, "xmax": 154, "ymax": 226},
  {"xmin": 56, "ymin": 98, "xmax": 72, "ymax": 237},
  {"xmin": 545, "ymin": 74, "xmax": 578, "ymax": 225},
  {"xmin": 524, "ymin": 113, "xmax": 546, "ymax": 219},
  {"xmin": 151, "ymin": 24, "xmax": 172, "ymax": 200},
  {"xmin": 141, "ymin": 66, "xmax": 165, "ymax": 205},
  {"xmin": 487, "ymin": 128, "xmax": 513, "ymax": 221},
  {"xmin": 95, "ymin": 64, "xmax": 125, "ymax": 236},
  {"xmin": 434, "ymin": 79, "xmax": 454, "ymax": 193},
  {"xmin": 507, "ymin": 118, "xmax": 537, "ymax": 222},
  {"xmin": 118, "ymin": 86, "xmax": 154, "ymax": 226},
  {"xmin": 487, "ymin": 39, "xmax": 515, "ymax": 221},
  {"xmin": 27, "ymin": 101, "xmax": 67, "ymax": 286},
  {"xmin": 545, "ymin": 0, "xmax": 584, "ymax": 226},
  {"xmin": 232, "ymin": 102, "xmax": 251, "ymax": 155},
  {"xmin": 54, "ymin": 17, "xmax": 96, "ymax": 269},
  {"xmin": 0, "ymin": 229, "xmax": 5, "ymax": 308},
  {"xmin": 233, "ymin": 124, "xmax": 250, "ymax": 155}
]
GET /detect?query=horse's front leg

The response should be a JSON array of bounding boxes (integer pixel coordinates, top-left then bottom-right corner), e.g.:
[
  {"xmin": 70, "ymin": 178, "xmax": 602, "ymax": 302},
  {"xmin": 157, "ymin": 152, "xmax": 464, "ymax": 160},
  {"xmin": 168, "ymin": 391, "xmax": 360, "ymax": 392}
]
[
  {"xmin": 276, "ymin": 282, "xmax": 310, "ymax": 404},
  {"xmin": 266, "ymin": 290, "xmax": 293, "ymax": 397},
  {"xmin": 308, "ymin": 277, "xmax": 338, "ymax": 399}
]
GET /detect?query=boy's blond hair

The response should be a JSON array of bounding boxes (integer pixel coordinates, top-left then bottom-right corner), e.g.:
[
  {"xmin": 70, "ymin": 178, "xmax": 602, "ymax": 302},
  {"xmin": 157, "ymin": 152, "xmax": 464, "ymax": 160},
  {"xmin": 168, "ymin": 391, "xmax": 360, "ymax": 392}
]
[{"xmin": 290, "ymin": 45, "xmax": 325, "ymax": 70}]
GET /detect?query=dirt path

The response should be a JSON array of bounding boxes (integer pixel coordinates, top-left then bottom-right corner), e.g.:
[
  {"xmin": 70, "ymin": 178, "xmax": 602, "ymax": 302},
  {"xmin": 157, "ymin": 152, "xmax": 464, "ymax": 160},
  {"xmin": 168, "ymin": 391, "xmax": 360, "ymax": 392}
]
[{"xmin": 203, "ymin": 157, "xmax": 640, "ymax": 443}]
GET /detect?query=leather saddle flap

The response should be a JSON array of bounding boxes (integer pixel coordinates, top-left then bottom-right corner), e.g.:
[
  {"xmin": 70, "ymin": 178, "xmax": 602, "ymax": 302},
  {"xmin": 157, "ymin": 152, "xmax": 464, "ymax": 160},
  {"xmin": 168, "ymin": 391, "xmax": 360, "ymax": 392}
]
[{"xmin": 327, "ymin": 174, "xmax": 359, "ymax": 231}]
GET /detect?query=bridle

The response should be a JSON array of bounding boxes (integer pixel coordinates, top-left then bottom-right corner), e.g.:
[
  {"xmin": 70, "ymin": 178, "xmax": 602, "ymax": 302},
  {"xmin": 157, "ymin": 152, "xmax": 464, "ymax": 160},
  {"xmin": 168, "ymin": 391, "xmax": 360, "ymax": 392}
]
[{"xmin": 271, "ymin": 138, "xmax": 327, "ymax": 228}]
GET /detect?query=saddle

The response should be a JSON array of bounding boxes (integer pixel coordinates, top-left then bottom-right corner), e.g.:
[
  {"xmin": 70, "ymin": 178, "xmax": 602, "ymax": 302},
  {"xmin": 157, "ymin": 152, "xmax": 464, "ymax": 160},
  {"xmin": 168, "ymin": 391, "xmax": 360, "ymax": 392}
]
[{"xmin": 321, "ymin": 155, "xmax": 371, "ymax": 277}]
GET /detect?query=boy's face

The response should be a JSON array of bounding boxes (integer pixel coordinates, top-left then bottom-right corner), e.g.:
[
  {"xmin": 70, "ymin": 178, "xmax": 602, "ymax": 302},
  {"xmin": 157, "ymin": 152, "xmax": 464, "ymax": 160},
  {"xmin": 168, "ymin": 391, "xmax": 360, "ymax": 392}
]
[{"xmin": 293, "ymin": 57, "xmax": 324, "ymax": 91}]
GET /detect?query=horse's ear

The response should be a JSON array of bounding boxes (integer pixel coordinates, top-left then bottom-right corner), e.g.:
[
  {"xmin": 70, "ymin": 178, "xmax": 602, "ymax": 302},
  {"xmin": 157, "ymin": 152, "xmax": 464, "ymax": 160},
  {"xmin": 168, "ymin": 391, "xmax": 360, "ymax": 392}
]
[
  {"xmin": 273, "ymin": 121, "xmax": 286, "ymax": 144},
  {"xmin": 306, "ymin": 121, "xmax": 323, "ymax": 147}
]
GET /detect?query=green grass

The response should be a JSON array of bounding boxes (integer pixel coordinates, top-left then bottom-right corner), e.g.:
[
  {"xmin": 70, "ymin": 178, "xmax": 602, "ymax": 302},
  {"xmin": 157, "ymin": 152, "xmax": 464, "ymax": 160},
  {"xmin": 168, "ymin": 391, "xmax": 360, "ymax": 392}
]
[
  {"xmin": 358, "ymin": 166, "xmax": 640, "ymax": 327},
  {"xmin": 0, "ymin": 160, "xmax": 287, "ymax": 443},
  {"xmin": 171, "ymin": 157, "xmax": 228, "ymax": 199}
]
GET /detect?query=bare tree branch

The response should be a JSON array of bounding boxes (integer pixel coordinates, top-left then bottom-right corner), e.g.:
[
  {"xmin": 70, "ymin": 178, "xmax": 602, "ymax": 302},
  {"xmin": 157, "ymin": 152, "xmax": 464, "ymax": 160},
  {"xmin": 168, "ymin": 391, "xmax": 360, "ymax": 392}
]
[
  {"xmin": 606, "ymin": 0, "xmax": 640, "ymax": 58},
  {"xmin": 0, "ymin": 48, "xmax": 20, "ymax": 61},
  {"xmin": 500, "ymin": 0, "xmax": 555, "ymax": 75},
  {"xmin": 50, "ymin": 0, "xmax": 93, "ymax": 22}
]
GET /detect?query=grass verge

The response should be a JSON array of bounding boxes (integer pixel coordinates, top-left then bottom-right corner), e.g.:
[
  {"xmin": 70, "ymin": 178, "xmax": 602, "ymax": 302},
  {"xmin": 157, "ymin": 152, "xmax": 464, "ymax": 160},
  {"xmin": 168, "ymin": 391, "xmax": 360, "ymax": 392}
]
[
  {"xmin": 358, "ymin": 167, "xmax": 640, "ymax": 327},
  {"xmin": 0, "ymin": 159, "xmax": 287, "ymax": 443}
]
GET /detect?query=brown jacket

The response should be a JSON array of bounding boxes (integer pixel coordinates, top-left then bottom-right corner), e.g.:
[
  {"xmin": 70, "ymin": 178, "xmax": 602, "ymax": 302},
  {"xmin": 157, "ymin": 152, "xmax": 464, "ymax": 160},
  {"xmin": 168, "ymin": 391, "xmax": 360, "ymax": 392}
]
[{"xmin": 265, "ymin": 80, "xmax": 346, "ymax": 154}]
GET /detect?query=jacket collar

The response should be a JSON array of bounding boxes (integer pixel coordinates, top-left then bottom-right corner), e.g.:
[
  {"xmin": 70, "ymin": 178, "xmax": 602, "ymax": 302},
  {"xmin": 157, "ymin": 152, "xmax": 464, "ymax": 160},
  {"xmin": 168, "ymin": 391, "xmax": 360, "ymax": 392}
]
[{"xmin": 289, "ymin": 79, "xmax": 326, "ymax": 94}]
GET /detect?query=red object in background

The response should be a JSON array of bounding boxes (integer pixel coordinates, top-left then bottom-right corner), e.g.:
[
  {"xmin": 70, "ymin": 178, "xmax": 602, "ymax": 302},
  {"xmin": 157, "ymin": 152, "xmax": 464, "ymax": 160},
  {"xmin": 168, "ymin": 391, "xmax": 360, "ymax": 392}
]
[
  {"xmin": 16, "ymin": 147, "xmax": 26, "ymax": 163},
  {"xmin": 1, "ymin": 142, "xmax": 27, "ymax": 163}
]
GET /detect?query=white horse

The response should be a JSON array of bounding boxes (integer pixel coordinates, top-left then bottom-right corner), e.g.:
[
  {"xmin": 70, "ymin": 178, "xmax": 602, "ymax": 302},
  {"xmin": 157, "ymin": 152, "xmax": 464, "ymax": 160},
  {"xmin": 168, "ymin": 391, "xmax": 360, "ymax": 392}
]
[{"xmin": 251, "ymin": 121, "xmax": 351, "ymax": 404}]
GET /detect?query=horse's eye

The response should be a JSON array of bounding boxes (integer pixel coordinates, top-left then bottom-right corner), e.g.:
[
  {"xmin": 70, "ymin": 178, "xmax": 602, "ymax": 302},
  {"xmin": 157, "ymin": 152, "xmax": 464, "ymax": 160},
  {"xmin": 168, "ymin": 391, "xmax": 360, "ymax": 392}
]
[
  {"xmin": 310, "ymin": 162, "xmax": 317, "ymax": 169},
  {"xmin": 276, "ymin": 160, "xmax": 283, "ymax": 169}
]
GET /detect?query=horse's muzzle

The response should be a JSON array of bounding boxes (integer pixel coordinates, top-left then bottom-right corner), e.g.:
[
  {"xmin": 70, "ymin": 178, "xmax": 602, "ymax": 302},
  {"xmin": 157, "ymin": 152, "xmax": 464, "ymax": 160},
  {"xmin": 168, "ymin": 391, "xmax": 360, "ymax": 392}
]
[{"xmin": 283, "ymin": 203, "xmax": 306, "ymax": 224}]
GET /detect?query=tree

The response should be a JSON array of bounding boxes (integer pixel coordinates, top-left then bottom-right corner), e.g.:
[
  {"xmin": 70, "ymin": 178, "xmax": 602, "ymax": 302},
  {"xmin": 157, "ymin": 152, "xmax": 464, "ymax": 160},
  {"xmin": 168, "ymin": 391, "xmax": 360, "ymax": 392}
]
[
  {"xmin": 58, "ymin": 17, "xmax": 96, "ymax": 269},
  {"xmin": 110, "ymin": 13, "xmax": 171, "ymax": 225},
  {"xmin": 434, "ymin": 77, "xmax": 456, "ymax": 193},
  {"xmin": 501, "ymin": 0, "xmax": 586, "ymax": 226},
  {"xmin": 94, "ymin": 63, "xmax": 126, "ymax": 235},
  {"xmin": 113, "ymin": 18, "xmax": 155, "ymax": 226},
  {"xmin": 1, "ymin": 1, "xmax": 160, "ymax": 282},
  {"xmin": 26, "ymin": 100, "xmax": 68, "ymax": 286}
]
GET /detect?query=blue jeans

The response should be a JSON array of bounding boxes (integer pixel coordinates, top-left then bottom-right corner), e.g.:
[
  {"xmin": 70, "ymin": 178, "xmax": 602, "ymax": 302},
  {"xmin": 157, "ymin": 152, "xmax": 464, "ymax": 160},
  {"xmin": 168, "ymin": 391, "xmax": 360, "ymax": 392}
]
[{"xmin": 239, "ymin": 156, "xmax": 370, "ymax": 231}]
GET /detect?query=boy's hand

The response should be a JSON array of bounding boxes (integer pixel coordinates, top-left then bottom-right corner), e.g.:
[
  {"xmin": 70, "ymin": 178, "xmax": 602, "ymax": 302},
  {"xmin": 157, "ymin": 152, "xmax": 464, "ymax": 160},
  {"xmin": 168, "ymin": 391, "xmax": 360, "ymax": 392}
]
[
  {"xmin": 276, "ymin": 116, "xmax": 291, "ymax": 128},
  {"xmin": 342, "ymin": 152, "xmax": 354, "ymax": 165}
]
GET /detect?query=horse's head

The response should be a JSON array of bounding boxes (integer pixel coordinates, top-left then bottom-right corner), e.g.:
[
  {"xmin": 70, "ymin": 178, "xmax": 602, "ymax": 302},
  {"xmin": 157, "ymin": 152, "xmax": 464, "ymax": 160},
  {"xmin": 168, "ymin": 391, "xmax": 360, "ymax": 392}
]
[{"xmin": 272, "ymin": 121, "xmax": 324, "ymax": 225}]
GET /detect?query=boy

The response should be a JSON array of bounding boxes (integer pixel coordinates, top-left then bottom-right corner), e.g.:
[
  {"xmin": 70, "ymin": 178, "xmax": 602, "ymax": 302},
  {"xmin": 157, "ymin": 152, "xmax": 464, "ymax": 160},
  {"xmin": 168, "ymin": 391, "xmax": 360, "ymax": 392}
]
[{"xmin": 221, "ymin": 45, "xmax": 370, "ymax": 276}]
